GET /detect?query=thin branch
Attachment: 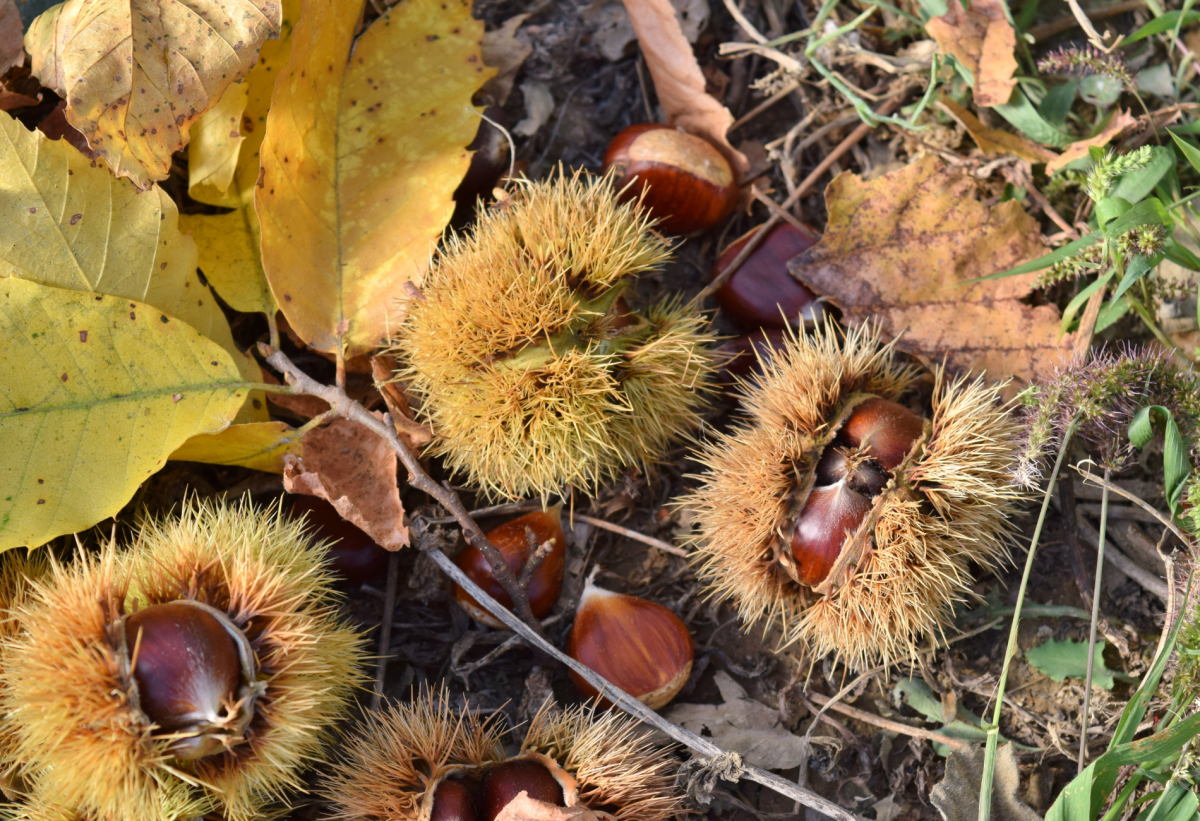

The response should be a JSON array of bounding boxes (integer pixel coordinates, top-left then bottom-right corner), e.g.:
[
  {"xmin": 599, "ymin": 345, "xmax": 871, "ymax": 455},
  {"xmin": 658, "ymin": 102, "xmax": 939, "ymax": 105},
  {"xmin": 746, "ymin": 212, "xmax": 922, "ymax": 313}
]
[
  {"xmin": 572, "ymin": 513, "xmax": 689, "ymax": 557},
  {"xmin": 1074, "ymin": 514, "xmax": 1169, "ymax": 602},
  {"xmin": 1077, "ymin": 466, "xmax": 1195, "ymax": 548},
  {"xmin": 1079, "ymin": 468, "xmax": 1111, "ymax": 773},
  {"xmin": 372, "ymin": 550, "xmax": 401, "ymax": 711},
  {"xmin": 259, "ymin": 345, "xmax": 546, "ymax": 639},
  {"xmin": 806, "ymin": 693, "xmax": 969, "ymax": 749}
]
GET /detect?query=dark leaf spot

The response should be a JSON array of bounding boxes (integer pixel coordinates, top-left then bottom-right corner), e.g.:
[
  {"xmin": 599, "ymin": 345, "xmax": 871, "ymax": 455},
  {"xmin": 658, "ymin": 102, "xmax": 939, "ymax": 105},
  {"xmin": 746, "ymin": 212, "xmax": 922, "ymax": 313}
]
[
  {"xmin": 70, "ymin": 213, "xmax": 82, "ymax": 225},
  {"xmin": 79, "ymin": 330, "xmax": 88, "ymax": 342}
]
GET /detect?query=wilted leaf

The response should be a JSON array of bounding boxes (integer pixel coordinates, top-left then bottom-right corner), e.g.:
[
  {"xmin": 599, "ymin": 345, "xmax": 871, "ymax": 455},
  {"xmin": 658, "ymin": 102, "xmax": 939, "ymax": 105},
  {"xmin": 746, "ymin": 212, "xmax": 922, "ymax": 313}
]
[
  {"xmin": 0, "ymin": 88, "xmax": 40, "ymax": 110},
  {"xmin": 480, "ymin": 13, "xmax": 531, "ymax": 105},
  {"xmin": 493, "ymin": 794, "xmax": 616, "ymax": 821},
  {"xmin": 24, "ymin": 0, "xmax": 282, "ymax": 186},
  {"xmin": 0, "ymin": 0, "xmax": 23, "ymax": 75},
  {"xmin": 0, "ymin": 111, "xmax": 266, "ymax": 420},
  {"xmin": 931, "ymin": 744, "xmax": 1042, "ymax": 821},
  {"xmin": 940, "ymin": 97, "xmax": 1058, "ymax": 163},
  {"xmin": 256, "ymin": 0, "xmax": 491, "ymax": 356},
  {"xmin": 0, "ymin": 278, "xmax": 250, "ymax": 549},
  {"xmin": 1046, "ymin": 109, "xmax": 1138, "ymax": 174},
  {"xmin": 789, "ymin": 156, "xmax": 1072, "ymax": 387},
  {"xmin": 665, "ymin": 671, "xmax": 806, "ymax": 769},
  {"xmin": 1026, "ymin": 638, "xmax": 1118, "ymax": 689},
  {"xmin": 282, "ymin": 415, "xmax": 408, "ymax": 550},
  {"xmin": 925, "ymin": 0, "xmax": 1018, "ymax": 108},
  {"xmin": 187, "ymin": 81, "xmax": 248, "ymax": 200},
  {"xmin": 170, "ymin": 420, "xmax": 300, "ymax": 473},
  {"xmin": 370, "ymin": 355, "xmax": 433, "ymax": 453},
  {"xmin": 620, "ymin": 0, "xmax": 749, "ymax": 174}
]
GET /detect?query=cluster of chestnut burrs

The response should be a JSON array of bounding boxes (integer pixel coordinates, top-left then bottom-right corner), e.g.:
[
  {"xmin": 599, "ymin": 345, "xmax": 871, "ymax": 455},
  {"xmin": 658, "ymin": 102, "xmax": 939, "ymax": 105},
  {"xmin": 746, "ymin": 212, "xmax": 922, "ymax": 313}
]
[{"xmin": 0, "ymin": 125, "xmax": 1027, "ymax": 821}]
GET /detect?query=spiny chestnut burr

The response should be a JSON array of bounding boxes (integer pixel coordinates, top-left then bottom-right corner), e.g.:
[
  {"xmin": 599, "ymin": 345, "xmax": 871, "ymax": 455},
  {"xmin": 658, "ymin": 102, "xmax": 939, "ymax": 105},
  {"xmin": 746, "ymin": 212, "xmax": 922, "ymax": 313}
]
[
  {"xmin": 566, "ymin": 577, "xmax": 694, "ymax": 710},
  {"xmin": 712, "ymin": 223, "xmax": 821, "ymax": 330},
  {"xmin": 604, "ymin": 123, "xmax": 738, "ymax": 234},
  {"xmin": 323, "ymin": 685, "xmax": 684, "ymax": 821},
  {"xmin": 1, "ymin": 500, "xmax": 366, "ymax": 821},
  {"xmin": 394, "ymin": 169, "xmax": 716, "ymax": 499},
  {"xmin": 685, "ymin": 321, "xmax": 1026, "ymax": 667},
  {"xmin": 453, "ymin": 507, "xmax": 566, "ymax": 628},
  {"xmin": 290, "ymin": 494, "xmax": 391, "ymax": 585}
]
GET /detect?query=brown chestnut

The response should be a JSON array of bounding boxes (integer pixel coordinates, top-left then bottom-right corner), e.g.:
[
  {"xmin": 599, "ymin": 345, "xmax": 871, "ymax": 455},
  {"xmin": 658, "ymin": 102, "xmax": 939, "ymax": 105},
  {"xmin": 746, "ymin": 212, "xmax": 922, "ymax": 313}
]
[
  {"xmin": 790, "ymin": 483, "xmax": 872, "ymax": 586},
  {"xmin": 453, "ymin": 507, "xmax": 566, "ymax": 629},
  {"xmin": 432, "ymin": 777, "xmax": 481, "ymax": 821},
  {"xmin": 567, "ymin": 578, "xmax": 694, "ymax": 710},
  {"xmin": 290, "ymin": 495, "xmax": 391, "ymax": 585},
  {"xmin": 603, "ymin": 123, "xmax": 738, "ymax": 235},
  {"xmin": 712, "ymin": 223, "xmax": 821, "ymax": 330},
  {"xmin": 481, "ymin": 759, "xmax": 564, "ymax": 820},
  {"xmin": 715, "ymin": 327, "xmax": 787, "ymax": 385},
  {"xmin": 840, "ymin": 398, "xmax": 926, "ymax": 471}
]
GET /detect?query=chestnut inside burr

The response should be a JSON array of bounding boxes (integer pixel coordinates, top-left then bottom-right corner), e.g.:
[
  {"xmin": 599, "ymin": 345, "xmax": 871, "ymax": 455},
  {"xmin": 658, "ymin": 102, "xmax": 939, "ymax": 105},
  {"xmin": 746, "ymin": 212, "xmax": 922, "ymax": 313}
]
[
  {"xmin": 480, "ymin": 760, "xmax": 564, "ymax": 820},
  {"xmin": 431, "ymin": 776, "xmax": 482, "ymax": 821},
  {"xmin": 790, "ymin": 397, "xmax": 926, "ymax": 586}
]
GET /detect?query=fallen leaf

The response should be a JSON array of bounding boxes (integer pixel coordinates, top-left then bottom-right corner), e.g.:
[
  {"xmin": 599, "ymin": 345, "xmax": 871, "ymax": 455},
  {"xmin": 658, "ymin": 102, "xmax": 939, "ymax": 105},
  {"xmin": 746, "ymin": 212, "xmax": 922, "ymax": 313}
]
[
  {"xmin": 187, "ymin": 81, "xmax": 249, "ymax": 200},
  {"xmin": 0, "ymin": 111, "xmax": 267, "ymax": 421},
  {"xmin": 0, "ymin": 0, "xmax": 23, "ymax": 75},
  {"xmin": 1046, "ymin": 109, "xmax": 1137, "ymax": 173},
  {"xmin": 480, "ymin": 14, "xmax": 532, "ymax": 105},
  {"xmin": 178, "ymin": 210, "xmax": 276, "ymax": 316},
  {"xmin": 789, "ymin": 155, "xmax": 1072, "ymax": 386},
  {"xmin": 37, "ymin": 100, "xmax": 94, "ymax": 155},
  {"xmin": 0, "ymin": 89, "xmax": 40, "ymax": 110},
  {"xmin": 170, "ymin": 420, "xmax": 301, "ymax": 473},
  {"xmin": 1025, "ymin": 638, "xmax": 1117, "ymax": 688},
  {"xmin": 925, "ymin": 0, "xmax": 1018, "ymax": 108},
  {"xmin": 493, "ymin": 794, "xmax": 616, "ymax": 821},
  {"xmin": 665, "ymin": 671, "xmax": 806, "ymax": 769},
  {"xmin": 370, "ymin": 355, "xmax": 434, "ymax": 452},
  {"xmin": 583, "ymin": 0, "xmax": 706, "ymax": 63},
  {"xmin": 257, "ymin": 0, "xmax": 492, "ymax": 356},
  {"xmin": 261, "ymin": 369, "xmax": 332, "ymax": 419},
  {"xmin": 283, "ymin": 415, "xmax": 409, "ymax": 550},
  {"xmin": 513, "ymin": 79, "xmax": 554, "ymax": 137},
  {"xmin": 0, "ymin": 279, "xmax": 249, "ymax": 549},
  {"xmin": 621, "ymin": 0, "xmax": 749, "ymax": 174},
  {"xmin": 24, "ymin": 0, "xmax": 282, "ymax": 186},
  {"xmin": 930, "ymin": 744, "xmax": 1042, "ymax": 821},
  {"xmin": 939, "ymin": 97, "xmax": 1058, "ymax": 164}
]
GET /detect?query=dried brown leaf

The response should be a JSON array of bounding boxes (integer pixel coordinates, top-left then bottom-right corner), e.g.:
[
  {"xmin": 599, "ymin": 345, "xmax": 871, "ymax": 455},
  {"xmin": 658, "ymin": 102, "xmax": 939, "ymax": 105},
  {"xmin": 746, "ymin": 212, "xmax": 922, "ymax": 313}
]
[
  {"xmin": 939, "ymin": 97, "xmax": 1058, "ymax": 163},
  {"xmin": 370, "ymin": 355, "xmax": 433, "ymax": 452},
  {"xmin": 930, "ymin": 744, "xmax": 1041, "ymax": 821},
  {"xmin": 480, "ymin": 14, "xmax": 531, "ymax": 106},
  {"xmin": 493, "ymin": 795, "xmax": 616, "ymax": 821},
  {"xmin": 0, "ymin": 0, "xmax": 22, "ymax": 76},
  {"xmin": 620, "ymin": 0, "xmax": 749, "ymax": 174},
  {"xmin": 788, "ymin": 156, "xmax": 1072, "ymax": 387},
  {"xmin": 0, "ymin": 89, "xmax": 39, "ymax": 110},
  {"xmin": 282, "ymin": 415, "xmax": 409, "ymax": 550},
  {"xmin": 925, "ymin": 0, "xmax": 1017, "ymax": 108},
  {"xmin": 1046, "ymin": 109, "xmax": 1137, "ymax": 173}
]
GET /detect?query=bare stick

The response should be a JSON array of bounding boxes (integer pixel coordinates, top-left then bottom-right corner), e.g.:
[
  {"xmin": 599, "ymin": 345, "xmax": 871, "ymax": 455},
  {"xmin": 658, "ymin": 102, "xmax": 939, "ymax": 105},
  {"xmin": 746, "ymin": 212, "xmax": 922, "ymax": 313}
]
[
  {"xmin": 806, "ymin": 693, "xmax": 969, "ymax": 749},
  {"xmin": 1079, "ymin": 468, "xmax": 1110, "ymax": 773},
  {"xmin": 260, "ymin": 344, "xmax": 547, "ymax": 638},
  {"xmin": 372, "ymin": 550, "xmax": 401, "ymax": 711},
  {"xmin": 1075, "ymin": 514, "xmax": 1169, "ymax": 602},
  {"xmin": 1077, "ymin": 466, "xmax": 1195, "ymax": 548},
  {"xmin": 572, "ymin": 513, "xmax": 689, "ymax": 557}
]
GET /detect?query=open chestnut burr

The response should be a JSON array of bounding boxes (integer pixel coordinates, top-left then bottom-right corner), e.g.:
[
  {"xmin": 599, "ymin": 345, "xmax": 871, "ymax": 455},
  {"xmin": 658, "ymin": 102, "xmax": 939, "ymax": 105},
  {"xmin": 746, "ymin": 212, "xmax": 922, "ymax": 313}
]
[{"xmin": 685, "ymin": 322, "xmax": 1026, "ymax": 667}]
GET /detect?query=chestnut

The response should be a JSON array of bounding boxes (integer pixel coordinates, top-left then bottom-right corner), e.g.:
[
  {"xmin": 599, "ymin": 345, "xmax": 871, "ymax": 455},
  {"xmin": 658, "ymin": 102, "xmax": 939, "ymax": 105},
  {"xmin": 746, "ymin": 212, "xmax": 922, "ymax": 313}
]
[
  {"xmin": 790, "ymin": 483, "xmax": 873, "ymax": 586},
  {"xmin": 453, "ymin": 507, "xmax": 566, "ymax": 628},
  {"xmin": 715, "ymin": 327, "xmax": 787, "ymax": 385},
  {"xmin": 603, "ymin": 123, "xmax": 738, "ymax": 235},
  {"xmin": 840, "ymin": 398, "xmax": 925, "ymax": 471},
  {"xmin": 712, "ymin": 223, "xmax": 821, "ymax": 330},
  {"xmin": 431, "ymin": 777, "xmax": 482, "ymax": 821},
  {"xmin": 567, "ymin": 578, "xmax": 694, "ymax": 710},
  {"xmin": 290, "ymin": 495, "xmax": 392, "ymax": 585},
  {"xmin": 814, "ymin": 446, "xmax": 889, "ymax": 496},
  {"xmin": 481, "ymin": 760, "xmax": 564, "ymax": 820}
]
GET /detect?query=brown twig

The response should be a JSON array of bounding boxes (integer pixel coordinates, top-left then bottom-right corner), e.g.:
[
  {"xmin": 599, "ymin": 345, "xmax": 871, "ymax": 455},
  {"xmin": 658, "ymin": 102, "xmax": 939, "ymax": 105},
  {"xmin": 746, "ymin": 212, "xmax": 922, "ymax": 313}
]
[
  {"xmin": 730, "ymin": 80, "xmax": 802, "ymax": 132},
  {"xmin": 518, "ymin": 533, "xmax": 555, "ymax": 590},
  {"xmin": 806, "ymin": 693, "xmax": 969, "ymax": 749},
  {"xmin": 260, "ymin": 344, "xmax": 547, "ymax": 639},
  {"xmin": 572, "ymin": 513, "xmax": 689, "ymax": 557},
  {"xmin": 260, "ymin": 346, "xmax": 854, "ymax": 821},
  {"xmin": 694, "ymin": 94, "xmax": 905, "ymax": 305},
  {"xmin": 1059, "ymin": 476, "xmax": 1095, "ymax": 611},
  {"xmin": 372, "ymin": 550, "xmax": 401, "ymax": 711},
  {"xmin": 1074, "ymin": 514, "xmax": 1169, "ymax": 602}
]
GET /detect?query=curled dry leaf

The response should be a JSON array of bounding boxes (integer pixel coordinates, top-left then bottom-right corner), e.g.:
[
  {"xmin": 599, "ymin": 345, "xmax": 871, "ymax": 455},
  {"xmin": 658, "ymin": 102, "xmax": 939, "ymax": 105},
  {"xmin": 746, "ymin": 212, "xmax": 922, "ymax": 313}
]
[
  {"xmin": 1046, "ymin": 109, "xmax": 1137, "ymax": 173},
  {"xmin": 620, "ymin": 0, "xmax": 749, "ymax": 174},
  {"xmin": 939, "ymin": 97, "xmax": 1058, "ymax": 164},
  {"xmin": 370, "ymin": 355, "xmax": 433, "ymax": 454},
  {"xmin": 788, "ymin": 156, "xmax": 1072, "ymax": 388},
  {"xmin": 283, "ymin": 415, "xmax": 409, "ymax": 550},
  {"xmin": 492, "ymin": 794, "xmax": 617, "ymax": 821},
  {"xmin": 24, "ymin": 0, "xmax": 282, "ymax": 187},
  {"xmin": 925, "ymin": 0, "xmax": 1017, "ymax": 108},
  {"xmin": 0, "ymin": 0, "xmax": 23, "ymax": 76},
  {"xmin": 480, "ymin": 13, "xmax": 532, "ymax": 106}
]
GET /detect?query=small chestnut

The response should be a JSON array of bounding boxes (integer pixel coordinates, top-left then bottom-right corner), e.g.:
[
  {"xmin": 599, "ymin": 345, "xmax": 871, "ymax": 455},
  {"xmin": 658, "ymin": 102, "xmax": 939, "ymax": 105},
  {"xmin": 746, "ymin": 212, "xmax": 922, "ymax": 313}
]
[
  {"xmin": 481, "ymin": 759, "xmax": 564, "ymax": 820},
  {"xmin": 290, "ymin": 495, "xmax": 392, "ymax": 585},
  {"xmin": 431, "ymin": 776, "xmax": 482, "ymax": 821},
  {"xmin": 790, "ymin": 482, "xmax": 872, "ymax": 586},
  {"xmin": 567, "ymin": 578, "xmax": 694, "ymax": 710},
  {"xmin": 453, "ymin": 507, "xmax": 566, "ymax": 628},
  {"xmin": 712, "ymin": 223, "xmax": 821, "ymax": 330},
  {"xmin": 603, "ymin": 123, "xmax": 738, "ymax": 234},
  {"xmin": 840, "ymin": 398, "xmax": 925, "ymax": 471}
]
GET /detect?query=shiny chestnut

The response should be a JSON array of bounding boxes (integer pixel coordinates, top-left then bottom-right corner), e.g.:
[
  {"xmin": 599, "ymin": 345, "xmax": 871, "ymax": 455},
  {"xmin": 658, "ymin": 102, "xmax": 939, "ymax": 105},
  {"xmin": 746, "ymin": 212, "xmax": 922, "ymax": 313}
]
[
  {"xmin": 713, "ymin": 223, "xmax": 821, "ymax": 330},
  {"xmin": 481, "ymin": 759, "xmax": 564, "ymax": 820},
  {"xmin": 290, "ymin": 495, "xmax": 391, "ymax": 585},
  {"xmin": 603, "ymin": 123, "xmax": 738, "ymax": 234},
  {"xmin": 431, "ymin": 776, "xmax": 482, "ymax": 821},
  {"xmin": 790, "ymin": 483, "xmax": 873, "ymax": 586},
  {"xmin": 840, "ymin": 398, "xmax": 925, "ymax": 470},
  {"xmin": 453, "ymin": 508, "xmax": 566, "ymax": 628}
]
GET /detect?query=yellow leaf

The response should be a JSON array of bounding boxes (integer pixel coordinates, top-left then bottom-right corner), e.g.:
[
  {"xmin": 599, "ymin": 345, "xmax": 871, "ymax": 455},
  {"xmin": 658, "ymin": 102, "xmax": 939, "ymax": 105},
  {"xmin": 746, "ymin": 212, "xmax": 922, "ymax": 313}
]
[
  {"xmin": 171, "ymin": 420, "xmax": 300, "ymax": 473},
  {"xmin": 188, "ymin": 81, "xmax": 249, "ymax": 200},
  {"xmin": 939, "ymin": 97, "xmax": 1058, "ymax": 164},
  {"xmin": 0, "ymin": 278, "xmax": 250, "ymax": 549},
  {"xmin": 24, "ymin": 0, "xmax": 282, "ymax": 187},
  {"xmin": 179, "ymin": 210, "xmax": 275, "ymax": 316},
  {"xmin": 257, "ymin": 0, "xmax": 493, "ymax": 356},
  {"xmin": 0, "ymin": 111, "xmax": 267, "ymax": 422}
]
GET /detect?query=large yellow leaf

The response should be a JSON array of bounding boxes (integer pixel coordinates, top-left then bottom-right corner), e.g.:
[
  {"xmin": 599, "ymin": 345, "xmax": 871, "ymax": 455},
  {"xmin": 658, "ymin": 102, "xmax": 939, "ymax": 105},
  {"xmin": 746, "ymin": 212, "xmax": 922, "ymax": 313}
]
[
  {"xmin": 0, "ymin": 278, "xmax": 250, "ymax": 549},
  {"xmin": 181, "ymin": 0, "xmax": 296, "ymax": 317},
  {"xmin": 187, "ymin": 81, "xmax": 249, "ymax": 200},
  {"xmin": 0, "ymin": 111, "xmax": 267, "ymax": 421},
  {"xmin": 170, "ymin": 420, "xmax": 300, "ymax": 473},
  {"xmin": 256, "ymin": 0, "xmax": 493, "ymax": 356},
  {"xmin": 24, "ymin": 0, "xmax": 282, "ymax": 187}
]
